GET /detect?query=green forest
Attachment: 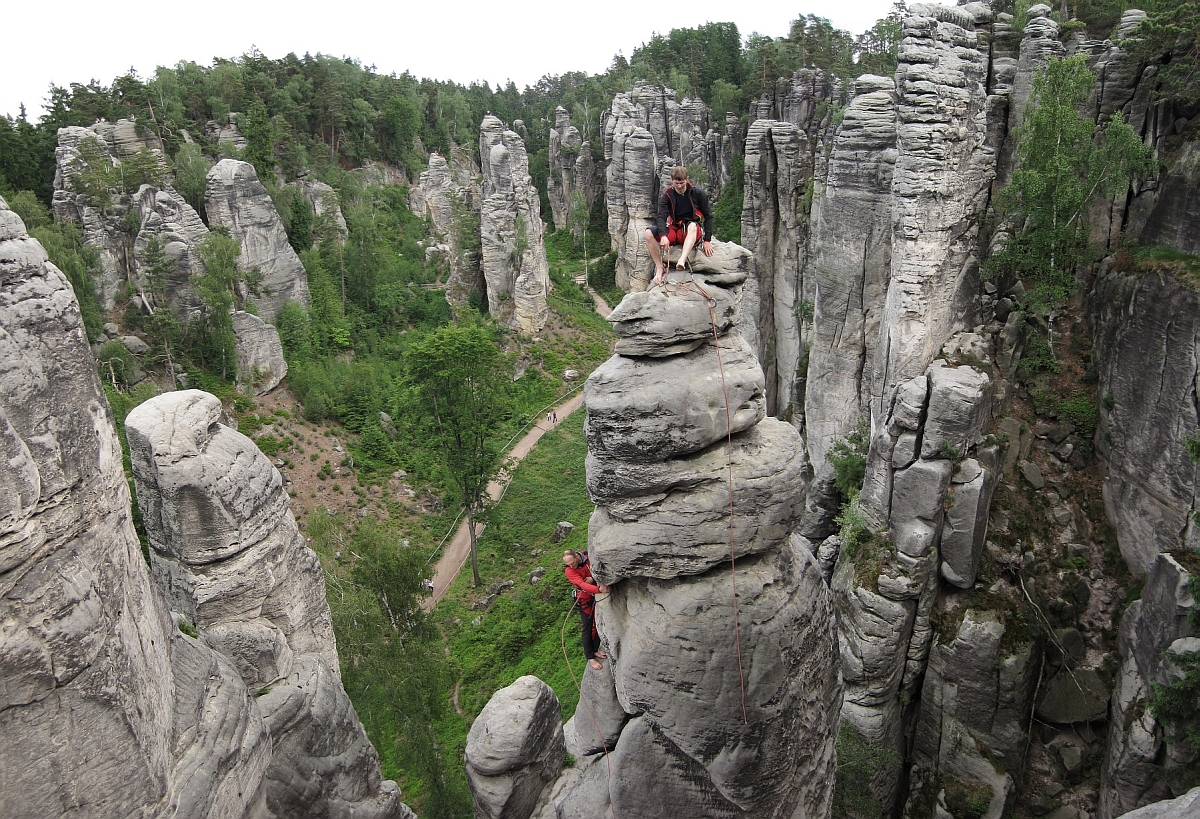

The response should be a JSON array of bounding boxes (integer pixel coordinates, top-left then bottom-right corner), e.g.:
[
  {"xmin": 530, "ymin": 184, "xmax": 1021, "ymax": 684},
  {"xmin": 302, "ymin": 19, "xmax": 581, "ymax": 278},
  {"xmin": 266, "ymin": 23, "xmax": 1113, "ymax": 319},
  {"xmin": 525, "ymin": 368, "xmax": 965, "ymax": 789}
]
[{"xmin": 1, "ymin": 0, "xmax": 1196, "ymax": 815}]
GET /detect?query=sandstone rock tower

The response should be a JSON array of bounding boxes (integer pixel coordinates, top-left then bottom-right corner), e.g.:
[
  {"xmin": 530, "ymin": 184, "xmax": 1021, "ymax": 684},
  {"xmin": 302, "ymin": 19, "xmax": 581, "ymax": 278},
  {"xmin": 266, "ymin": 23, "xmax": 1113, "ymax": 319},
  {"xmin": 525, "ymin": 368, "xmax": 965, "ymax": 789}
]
[
  {"xmin": 467, "ymin": 263, "xmax": 841, "ymax": 818},
  {"xmin": 479, "ymin": 115, "xmax": 550, "ymax": 333},
  {"xmin": 0, "ymin": 193, "xmax": 411, "ymax": 819}
]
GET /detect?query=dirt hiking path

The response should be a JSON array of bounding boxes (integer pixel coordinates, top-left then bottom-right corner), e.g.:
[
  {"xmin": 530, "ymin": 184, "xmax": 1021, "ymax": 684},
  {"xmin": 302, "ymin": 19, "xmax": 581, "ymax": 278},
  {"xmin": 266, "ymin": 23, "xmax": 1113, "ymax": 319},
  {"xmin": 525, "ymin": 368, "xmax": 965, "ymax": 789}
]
[{"xmin": 421, "ymin": 286, "xmax": 612, "ymax": 611}]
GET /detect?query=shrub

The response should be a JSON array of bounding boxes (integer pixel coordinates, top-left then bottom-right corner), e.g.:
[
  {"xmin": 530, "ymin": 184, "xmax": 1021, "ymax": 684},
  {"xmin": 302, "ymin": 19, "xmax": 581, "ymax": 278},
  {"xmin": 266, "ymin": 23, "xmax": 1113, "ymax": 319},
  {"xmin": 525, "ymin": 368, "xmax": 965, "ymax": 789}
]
[
  {"xmin": 1057, "ymin": 391, "xmax": 1098, "ymax": 441},
  {"xmin": 829, "ymin": 425, "xmax": 869, "ymax": 499}
]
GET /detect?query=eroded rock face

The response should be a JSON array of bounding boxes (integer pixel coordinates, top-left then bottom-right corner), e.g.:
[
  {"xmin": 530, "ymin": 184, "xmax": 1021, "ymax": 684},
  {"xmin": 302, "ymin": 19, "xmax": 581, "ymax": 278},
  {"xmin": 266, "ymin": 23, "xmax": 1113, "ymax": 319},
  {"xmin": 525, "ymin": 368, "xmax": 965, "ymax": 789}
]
[
  {"xmin": 205, "ymin": 158, "xmax": 310, "ymax": 322},
  {"xmin": 0, "ymin": 194, "xmax": 271, "ymax": 818},
  {"xmin": 903, "ymin": 608, "xmax": 1042, "ymax": 819},
  {"xmin": 131, "ymin": 184, "xmax": 209, "ymax": 315},
  {"xmin": 1090, "ymin": 262, "xmax": 1200, "ymax": 577},
  {"xmin": 1100, "ymin": 554, "xmax": 1198, "ymax": 818},
  {"xmin": 479, "ymin": 116, "xmax": 550, "ymax": 333},
  {"xmin": 126, "ymin": 389, "xmax": 411, "ymax": 819},
  {"xmin": 580, "ymin": 267, "xmax": 837, "ymax": 816}
]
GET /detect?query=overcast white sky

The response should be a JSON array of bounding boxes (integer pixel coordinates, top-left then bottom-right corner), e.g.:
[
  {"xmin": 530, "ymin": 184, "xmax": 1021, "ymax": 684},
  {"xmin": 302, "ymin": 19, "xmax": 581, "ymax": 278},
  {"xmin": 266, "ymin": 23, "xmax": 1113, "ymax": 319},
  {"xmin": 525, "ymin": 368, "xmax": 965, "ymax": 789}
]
[{"xmin": 2, "ymin": 0, "xmax": 897, "ymax": 121}]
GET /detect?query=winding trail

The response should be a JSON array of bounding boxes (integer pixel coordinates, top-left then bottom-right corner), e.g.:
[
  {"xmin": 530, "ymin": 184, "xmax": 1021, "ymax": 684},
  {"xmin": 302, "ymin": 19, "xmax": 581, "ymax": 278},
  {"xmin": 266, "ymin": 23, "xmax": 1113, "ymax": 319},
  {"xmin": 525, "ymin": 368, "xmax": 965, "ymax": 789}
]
[{"xmin": 421, "ymin": 285, "xmax": 613, "ymax": 611}]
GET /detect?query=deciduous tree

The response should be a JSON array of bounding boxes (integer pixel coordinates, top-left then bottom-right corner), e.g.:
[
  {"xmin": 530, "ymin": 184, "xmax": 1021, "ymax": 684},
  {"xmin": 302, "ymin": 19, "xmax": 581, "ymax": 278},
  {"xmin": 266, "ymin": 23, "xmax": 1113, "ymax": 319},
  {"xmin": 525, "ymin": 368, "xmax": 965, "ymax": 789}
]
[{"xmin": 405, "ymin": 323, "xmax": 510, "ymax": 587}]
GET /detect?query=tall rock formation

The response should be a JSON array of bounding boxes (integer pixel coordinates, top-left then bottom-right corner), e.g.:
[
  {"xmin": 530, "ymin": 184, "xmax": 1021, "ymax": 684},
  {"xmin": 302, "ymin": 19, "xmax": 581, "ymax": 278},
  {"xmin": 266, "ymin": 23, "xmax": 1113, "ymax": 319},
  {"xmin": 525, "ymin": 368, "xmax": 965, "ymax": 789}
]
[
  {"xmin": 408, "ymin": 147, "xmax": 484, "ymax": 310},
  {"xmin": 547, "ymin": 106, "xmax": 600, "ymax": 238},
  {"xmin": 0, "ymin": 196, "xmax": 251, "ymax": 817},
  {"xmin": 0, "ymin": 195, "xmax": 410, "ymax": 818},
  {"xmin": 52, "ymin": 119, "xmax": 167, "ymax": 308},
  {"xmin": 738, "ymin": 69, "xmax": 839, "ymax": 422},
  {"xmin": 125, "ymin": 389, "xmax": 412, "ymax": 819},
  {"xmin": 801, "ymin": 75, "xmax": 896, "ymax": 464},
  {"xmin": 204, "ymin": 159, "xmax": 310, "ymax": 323},
  {"xmin": 467, "ymin": 262, "xmax": 841, "ymax": 818},
  {"xmin": 479, "ymin": 115, "xmax": 550, "ymax": 333}
]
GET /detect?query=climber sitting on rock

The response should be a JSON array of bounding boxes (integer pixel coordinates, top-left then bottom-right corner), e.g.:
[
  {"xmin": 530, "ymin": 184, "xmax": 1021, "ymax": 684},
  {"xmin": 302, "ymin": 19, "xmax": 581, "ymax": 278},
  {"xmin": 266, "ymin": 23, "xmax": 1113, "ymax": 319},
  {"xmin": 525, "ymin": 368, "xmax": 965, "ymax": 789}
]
[
  {"xmin": 562, "ymin": 550, "xmax": 610, "ymax": 670},
  {"xmin": 646, "ymin": 165, "xmax": 714, "ymax": 287}
]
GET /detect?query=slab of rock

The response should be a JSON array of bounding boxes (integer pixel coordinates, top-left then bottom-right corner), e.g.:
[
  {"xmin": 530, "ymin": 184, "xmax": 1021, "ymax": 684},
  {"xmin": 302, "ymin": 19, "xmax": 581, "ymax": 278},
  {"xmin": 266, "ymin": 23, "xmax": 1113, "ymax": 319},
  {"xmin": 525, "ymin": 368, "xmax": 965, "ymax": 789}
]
[
  {"xmin": 1035, "ymin": 668, "xmax": 1110, "ymax": 724},
  {"xmin": 1091, "ymin": 263, "xmax": 1200, "ymax": 576},
  {"xmin": 940, "ymin": 461, "xmax": 996, "ymax": 588},
  {"xmin": 466, "ymin": 676, "xmax": 565, "ymax": 819},
  {"xmin": 584, "ymin": 333, "xmax": 765, "ymax": 462},
  {"xmin": 607, "ymin": 279, "xmax": 737, "ymax": 357},
  {"xmin": 205, "ymin": 159, "xmax": 310, "ymax": 322},
  {"xmin": 233, "ymin": 310, "xmax": 287, "ymax": 395},
  {"xmin": 409, "ymin": 148, "xmax": 484, "ymax": 308},
  {"xmin": 919, "ymin": 363, "xmax": 993, "ymax": 460},
  {"xmin": 587, "ymin": 419, "xmax": 807, "ymax": 581}
]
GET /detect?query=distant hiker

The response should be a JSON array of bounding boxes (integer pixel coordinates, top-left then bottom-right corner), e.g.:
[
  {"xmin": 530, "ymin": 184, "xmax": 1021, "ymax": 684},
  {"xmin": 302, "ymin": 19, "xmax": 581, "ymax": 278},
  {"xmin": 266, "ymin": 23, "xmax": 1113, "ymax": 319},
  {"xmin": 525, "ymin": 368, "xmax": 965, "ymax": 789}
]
[
  {"xmin": 645, "ymin": 165, "xmax": 714, "ymax": 287},
  {"xmin": 562, "ymin": 550, "xmax": 610, "ymax": 670},
  {"xmin": 552, "ymin": 411, "xmax": 558, "ymax": 424}
]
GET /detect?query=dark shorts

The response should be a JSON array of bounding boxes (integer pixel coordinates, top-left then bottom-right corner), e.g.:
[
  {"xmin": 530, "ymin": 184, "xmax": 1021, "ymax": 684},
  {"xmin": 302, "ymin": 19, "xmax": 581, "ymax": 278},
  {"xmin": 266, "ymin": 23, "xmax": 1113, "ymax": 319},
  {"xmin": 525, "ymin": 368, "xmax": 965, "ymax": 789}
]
[{"xmin": 651, "ymin": 221, "xmax": 700, "ymax": 246}]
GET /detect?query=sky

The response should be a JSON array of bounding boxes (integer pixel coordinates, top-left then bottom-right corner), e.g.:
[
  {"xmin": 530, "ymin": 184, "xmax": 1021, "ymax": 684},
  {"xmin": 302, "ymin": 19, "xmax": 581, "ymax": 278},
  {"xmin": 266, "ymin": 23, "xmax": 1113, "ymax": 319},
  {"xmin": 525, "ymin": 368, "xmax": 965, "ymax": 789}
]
[{"xmin": 2, "ymin": 0, "xmax": 897, "ymax": 122}]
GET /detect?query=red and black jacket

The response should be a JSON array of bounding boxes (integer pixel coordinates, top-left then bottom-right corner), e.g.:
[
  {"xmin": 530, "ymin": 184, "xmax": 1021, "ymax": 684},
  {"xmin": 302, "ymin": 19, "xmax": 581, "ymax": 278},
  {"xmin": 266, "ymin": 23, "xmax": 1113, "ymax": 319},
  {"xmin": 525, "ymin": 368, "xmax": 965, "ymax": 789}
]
[
  {"xmin": 564, "ymin": 553, "xmax": 600, "ymax": 613},
  {"xmin": 655, "ymin": 182, "xmax": 714, "ymax": 242}
]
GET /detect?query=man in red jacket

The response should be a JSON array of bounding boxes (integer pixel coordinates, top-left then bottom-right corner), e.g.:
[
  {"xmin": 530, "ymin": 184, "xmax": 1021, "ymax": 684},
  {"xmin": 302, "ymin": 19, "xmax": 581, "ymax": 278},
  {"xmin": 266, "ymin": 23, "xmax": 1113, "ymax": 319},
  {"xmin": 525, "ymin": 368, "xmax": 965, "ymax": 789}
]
[{"xmin": 562, "ymin": 550, "xmax": 611, "ymax": 670}]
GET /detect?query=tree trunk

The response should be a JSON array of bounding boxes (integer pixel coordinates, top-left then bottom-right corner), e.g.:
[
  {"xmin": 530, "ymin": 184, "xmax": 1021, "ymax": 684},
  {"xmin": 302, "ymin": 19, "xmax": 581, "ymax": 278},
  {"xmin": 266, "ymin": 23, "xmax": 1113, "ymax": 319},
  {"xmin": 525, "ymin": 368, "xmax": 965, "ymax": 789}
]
[{"xmin": 466, "ymin": 507, "xmax": 482, "ymax": 587}]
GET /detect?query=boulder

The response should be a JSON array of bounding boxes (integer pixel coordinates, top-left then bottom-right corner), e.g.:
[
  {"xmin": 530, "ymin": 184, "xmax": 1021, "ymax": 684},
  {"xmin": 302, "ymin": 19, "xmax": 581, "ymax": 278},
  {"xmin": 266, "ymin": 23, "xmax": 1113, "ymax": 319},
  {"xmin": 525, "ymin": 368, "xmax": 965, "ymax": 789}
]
[
  {"xmin": 607, "ymin": 277, "xmax": 737, "ymax": 357},
  {"xmin": 583, "ymin": 333, "xmax": 765, "ymax": 463},
  {"xmin": 466, "ymin": 676, "xmax": 565, "ymax": 819},
  {"xmin": 233, "ymin": 311, "xmax": 287, "ymax": 395}
]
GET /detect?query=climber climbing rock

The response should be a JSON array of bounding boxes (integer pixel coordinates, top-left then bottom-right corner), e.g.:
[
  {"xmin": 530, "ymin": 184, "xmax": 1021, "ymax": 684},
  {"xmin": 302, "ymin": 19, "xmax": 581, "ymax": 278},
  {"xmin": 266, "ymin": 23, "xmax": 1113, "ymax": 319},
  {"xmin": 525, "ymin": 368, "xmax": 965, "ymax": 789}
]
[{"xmin": 562, "ymin": 549, "xmax": 610, "ymax": 670}]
